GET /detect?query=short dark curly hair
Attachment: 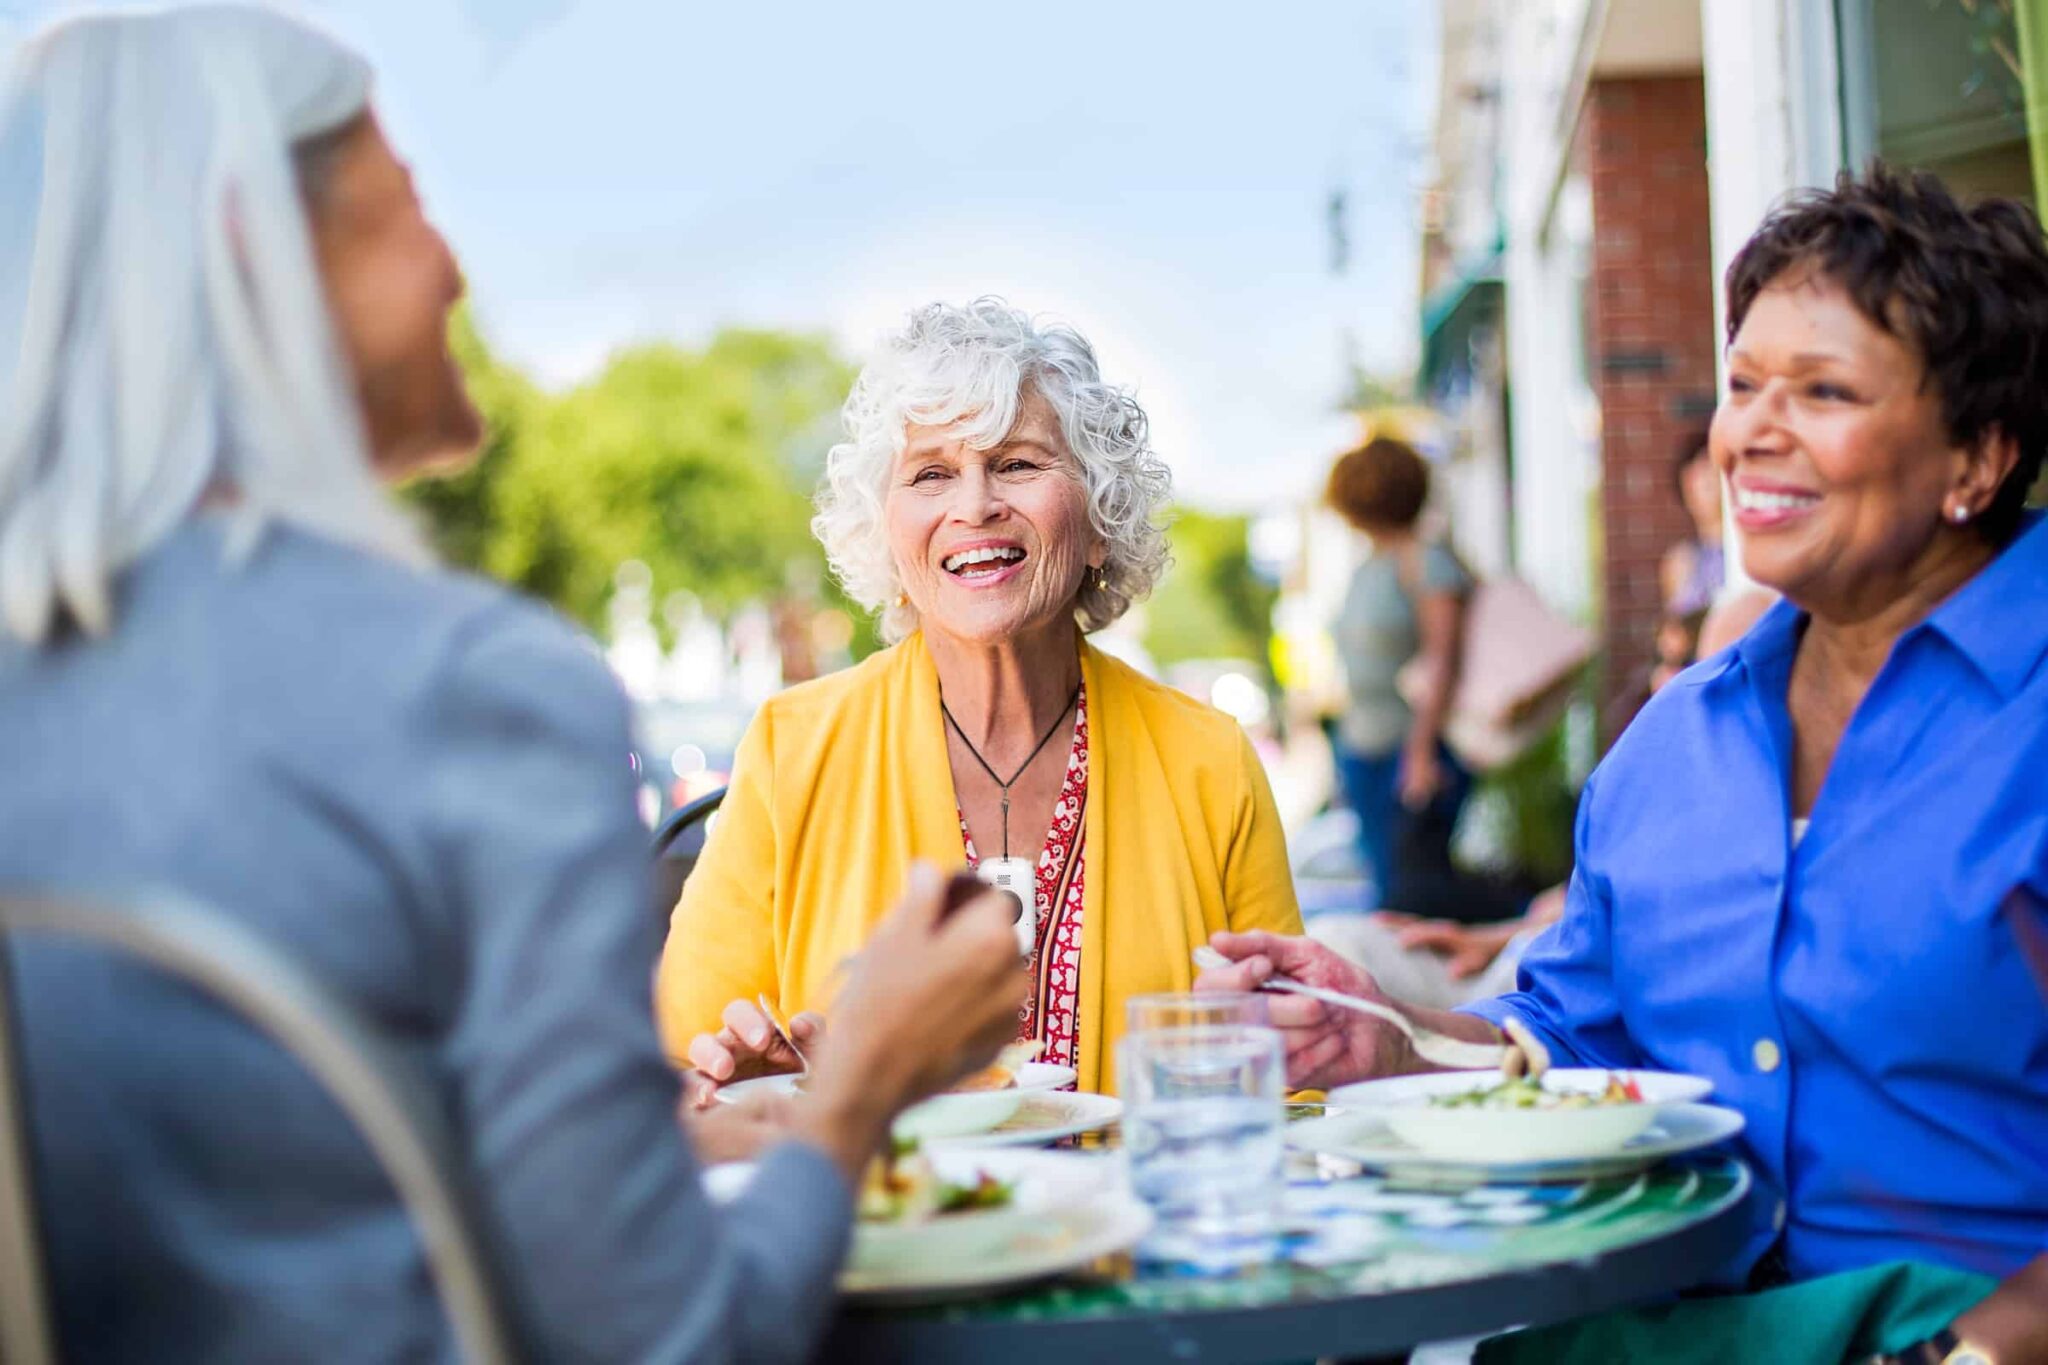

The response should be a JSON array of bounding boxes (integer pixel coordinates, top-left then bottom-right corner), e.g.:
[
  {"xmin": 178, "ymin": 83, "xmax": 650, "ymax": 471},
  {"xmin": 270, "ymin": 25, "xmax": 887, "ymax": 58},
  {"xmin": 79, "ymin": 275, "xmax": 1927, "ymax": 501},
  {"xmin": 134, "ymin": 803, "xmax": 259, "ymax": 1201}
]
[
  {"xmin": 1725, "ymin": 163, "xmax": 2048, "ymax": 543},
  {"xmin": 1326, "ymin": 436, "xmax": 1430, "ymax": 532}
]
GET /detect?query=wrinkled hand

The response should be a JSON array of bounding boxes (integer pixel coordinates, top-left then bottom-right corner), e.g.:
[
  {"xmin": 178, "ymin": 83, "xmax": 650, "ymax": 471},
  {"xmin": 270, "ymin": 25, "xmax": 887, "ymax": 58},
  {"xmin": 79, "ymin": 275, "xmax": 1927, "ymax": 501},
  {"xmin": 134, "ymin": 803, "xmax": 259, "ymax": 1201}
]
[
  {"xmin": 816, "ymin": 864, "xmax": 1030, "ymax": 1117},
  {"xmin": 679, "ymin": 1090, "xmax": 798, "ymax": 1165},
  {"xmin": 786, "ymin": 863, "xmax": 1032, "ymax": 1186},
  {"xmin": 1376, "ymin": 913, "xmax": 1518, "ymax": 980},
  {"xmin": 685, "ymin": 1000, "xmax": 825, "ymax": 1095},
  {"xmin": 1398, "ymin": 742, "xmax": 1444, "ymax": 810},
  {"xmin": 1194, "ymin": 930, "xmax": 1413, "ymax": 1090}
]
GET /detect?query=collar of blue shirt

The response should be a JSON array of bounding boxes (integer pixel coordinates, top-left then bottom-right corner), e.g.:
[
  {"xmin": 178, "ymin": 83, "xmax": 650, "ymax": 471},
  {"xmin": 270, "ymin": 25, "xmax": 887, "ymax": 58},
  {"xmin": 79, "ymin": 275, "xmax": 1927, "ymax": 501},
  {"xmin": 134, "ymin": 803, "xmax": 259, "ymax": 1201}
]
[{"xmin": 1717, "ymin": 509, "xmax": 2048, "ymax": 700}]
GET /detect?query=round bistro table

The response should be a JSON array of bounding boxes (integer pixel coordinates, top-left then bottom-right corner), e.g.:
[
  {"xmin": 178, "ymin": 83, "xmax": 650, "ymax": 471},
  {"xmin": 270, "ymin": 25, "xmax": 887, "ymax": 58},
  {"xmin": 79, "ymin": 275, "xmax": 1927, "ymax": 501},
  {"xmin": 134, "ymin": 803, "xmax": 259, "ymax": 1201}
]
[{"xmin": 824, "ymin": 1122, "xmax": 1753, "ymax": 1364}]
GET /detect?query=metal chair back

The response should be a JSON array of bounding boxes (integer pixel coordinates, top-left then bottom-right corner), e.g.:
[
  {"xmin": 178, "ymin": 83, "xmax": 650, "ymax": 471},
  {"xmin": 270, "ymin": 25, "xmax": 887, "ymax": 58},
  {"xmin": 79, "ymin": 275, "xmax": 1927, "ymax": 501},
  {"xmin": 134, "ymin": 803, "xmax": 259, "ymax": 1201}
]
[
  {"xmin": 0, "ymin": 891, "xmax": 524, "ymax": 1364},
  {"xmin": 650, "ymin": 787, "xmax": 728, "ymax": 927}
]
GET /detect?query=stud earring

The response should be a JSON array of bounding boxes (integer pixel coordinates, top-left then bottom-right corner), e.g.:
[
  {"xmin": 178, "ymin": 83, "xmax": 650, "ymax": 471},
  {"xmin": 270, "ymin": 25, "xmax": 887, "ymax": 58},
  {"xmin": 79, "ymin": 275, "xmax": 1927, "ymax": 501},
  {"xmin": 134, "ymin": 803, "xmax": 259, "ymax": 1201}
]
[
  {"xmin": 1949, "ymin": 504, "xmax": 1972, "ymax": 525},
  {"xmin": 895, "ymin": 590, "xmax": 909, "ymax": 607}
]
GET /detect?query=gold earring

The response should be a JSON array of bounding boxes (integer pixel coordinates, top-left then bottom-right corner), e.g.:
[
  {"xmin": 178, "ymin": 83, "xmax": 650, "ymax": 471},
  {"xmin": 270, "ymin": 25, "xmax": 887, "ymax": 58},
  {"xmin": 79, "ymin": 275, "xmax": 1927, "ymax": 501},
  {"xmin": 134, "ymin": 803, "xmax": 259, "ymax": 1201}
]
[
  {"xmin": 895, "ymin": 590, "xmax": 909, "ymax": 607},
  {"xmin": 1094, "ymin": 567, "xmax": 1109, "ymax": 592}
]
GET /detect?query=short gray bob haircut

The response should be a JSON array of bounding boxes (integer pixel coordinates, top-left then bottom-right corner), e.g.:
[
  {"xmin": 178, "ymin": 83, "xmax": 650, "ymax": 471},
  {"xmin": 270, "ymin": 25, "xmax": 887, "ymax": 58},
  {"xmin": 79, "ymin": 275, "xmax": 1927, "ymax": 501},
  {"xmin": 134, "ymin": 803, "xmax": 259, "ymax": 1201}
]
[{"xmin": 814, "ymin": 298, "xmax": 1172, "ymax": 643}]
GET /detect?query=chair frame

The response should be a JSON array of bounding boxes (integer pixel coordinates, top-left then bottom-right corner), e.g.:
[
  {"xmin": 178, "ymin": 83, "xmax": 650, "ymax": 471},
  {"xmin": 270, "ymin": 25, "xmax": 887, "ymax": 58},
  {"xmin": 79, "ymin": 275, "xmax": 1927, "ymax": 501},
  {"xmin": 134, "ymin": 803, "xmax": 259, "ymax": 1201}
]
[
  {"xmin": 0, "ymin": 891, "xmax": 522, "ymax": 1365},
  {"xmin": 650, "ymin": 786, "xmax": 728, "ymax": 863},
  {"xmin": 649, "ymin": 786, "xmax": 728, "ymax": 929}
]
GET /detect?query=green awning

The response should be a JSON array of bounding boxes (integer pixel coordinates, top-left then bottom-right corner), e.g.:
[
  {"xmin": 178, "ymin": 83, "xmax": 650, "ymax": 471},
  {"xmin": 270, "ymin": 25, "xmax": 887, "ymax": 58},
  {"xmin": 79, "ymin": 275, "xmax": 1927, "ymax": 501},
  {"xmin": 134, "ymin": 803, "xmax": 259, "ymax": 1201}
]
[{"xmin": 1418, "ymin": 248, "xmax": 1503, "ymax": 394}]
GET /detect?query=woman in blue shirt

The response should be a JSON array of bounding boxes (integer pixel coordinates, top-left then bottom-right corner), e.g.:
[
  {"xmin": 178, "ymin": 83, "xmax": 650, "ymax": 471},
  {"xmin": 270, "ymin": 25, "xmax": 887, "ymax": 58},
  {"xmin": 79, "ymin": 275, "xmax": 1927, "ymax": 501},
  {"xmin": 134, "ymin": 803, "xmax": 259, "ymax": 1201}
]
[{"xmin": 1203, "ymin": 165, "xmax": 2048, "ymax": 1363}]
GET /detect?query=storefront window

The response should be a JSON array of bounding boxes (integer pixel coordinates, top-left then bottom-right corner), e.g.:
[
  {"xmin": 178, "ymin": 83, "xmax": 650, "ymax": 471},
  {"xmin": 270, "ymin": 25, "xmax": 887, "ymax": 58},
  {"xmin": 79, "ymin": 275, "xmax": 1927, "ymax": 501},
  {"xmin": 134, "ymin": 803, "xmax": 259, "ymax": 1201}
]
[
  {"xmin": 1838, "ymin": 0, "xmax": 2044, "ymax": 209},
  {"xmin": 1838, "ymin": 0, "xmax": 2048, "ymax": 513}
]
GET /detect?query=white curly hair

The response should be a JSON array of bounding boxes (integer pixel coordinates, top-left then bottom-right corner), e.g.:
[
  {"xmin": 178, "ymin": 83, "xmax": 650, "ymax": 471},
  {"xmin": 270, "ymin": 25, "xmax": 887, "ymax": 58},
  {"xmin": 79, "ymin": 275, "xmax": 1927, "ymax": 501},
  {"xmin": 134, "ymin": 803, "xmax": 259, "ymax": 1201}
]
[{"xmin": 814, "ymin": 298, "xmax": 1173, "ymax": 643}]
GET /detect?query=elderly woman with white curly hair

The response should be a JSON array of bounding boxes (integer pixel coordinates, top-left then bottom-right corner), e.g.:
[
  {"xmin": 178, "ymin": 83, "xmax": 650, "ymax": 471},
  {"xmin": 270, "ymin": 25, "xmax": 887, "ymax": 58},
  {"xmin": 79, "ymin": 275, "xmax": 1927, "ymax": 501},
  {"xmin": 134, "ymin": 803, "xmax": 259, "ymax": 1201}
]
[{"xmin": 661, "ymin": 300, "xmax": 1304, "ymax": 1096}]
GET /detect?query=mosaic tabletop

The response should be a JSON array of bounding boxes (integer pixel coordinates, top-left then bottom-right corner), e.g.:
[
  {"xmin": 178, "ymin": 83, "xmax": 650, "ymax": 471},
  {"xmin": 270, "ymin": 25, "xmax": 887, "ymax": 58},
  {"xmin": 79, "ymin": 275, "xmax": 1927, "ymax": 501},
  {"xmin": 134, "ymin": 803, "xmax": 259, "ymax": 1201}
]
[{"xmin": 828, "ymin": 1106, "xmax": 1755, "ymax": 1363}]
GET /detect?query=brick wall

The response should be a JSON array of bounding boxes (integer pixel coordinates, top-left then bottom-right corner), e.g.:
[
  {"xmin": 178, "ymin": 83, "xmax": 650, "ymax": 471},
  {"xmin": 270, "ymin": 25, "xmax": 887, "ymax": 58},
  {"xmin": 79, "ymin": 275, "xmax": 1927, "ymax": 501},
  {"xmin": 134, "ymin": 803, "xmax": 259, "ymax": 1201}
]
[{"xmin": 1583, "ymin": 75, "xmax": 1719, "ymax": 735}]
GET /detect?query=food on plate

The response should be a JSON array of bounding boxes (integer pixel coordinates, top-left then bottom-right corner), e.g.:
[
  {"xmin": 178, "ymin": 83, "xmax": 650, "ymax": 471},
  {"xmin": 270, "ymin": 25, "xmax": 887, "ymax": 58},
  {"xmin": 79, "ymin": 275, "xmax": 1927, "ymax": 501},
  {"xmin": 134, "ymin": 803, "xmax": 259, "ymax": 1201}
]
[
  {"xmin": 857, "ymin": 1138, "xmax": 1015, "ymax": 1224},
  {"xmin": 1428, "ymin": 1072, "xmax": 1646, "ymax": 1111},
  {"xmin": 950, "ymin": 1040, "xmax": 1042, "ymax": 1094}
]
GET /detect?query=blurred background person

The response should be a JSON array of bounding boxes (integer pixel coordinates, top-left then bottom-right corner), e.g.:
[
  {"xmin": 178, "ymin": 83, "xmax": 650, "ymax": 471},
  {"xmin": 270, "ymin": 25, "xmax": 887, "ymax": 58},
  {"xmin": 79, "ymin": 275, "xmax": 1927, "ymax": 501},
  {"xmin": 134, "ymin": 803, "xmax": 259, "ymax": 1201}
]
[
  {"xmin": 1661, "ymin": 428, "xmax": 1727, "ymax": 616},
  {"xmin": 1324, "ymin": 436, "xmax": 1525, "ymax": 925},
  {"xmin": 0, "ymin": 8, "xmax": 1025, "ymax": 1360},
  {"xmin": 1602, "ymin": 430, "xmax": 1724, "ymax": 739},
  {"xmin": 1600, "ymin": 603, "xmax": 1709, "ymax": 742},
  {"xmin": 660, "ymin": 300, "xmax": 1304, "ymax": 1098}
]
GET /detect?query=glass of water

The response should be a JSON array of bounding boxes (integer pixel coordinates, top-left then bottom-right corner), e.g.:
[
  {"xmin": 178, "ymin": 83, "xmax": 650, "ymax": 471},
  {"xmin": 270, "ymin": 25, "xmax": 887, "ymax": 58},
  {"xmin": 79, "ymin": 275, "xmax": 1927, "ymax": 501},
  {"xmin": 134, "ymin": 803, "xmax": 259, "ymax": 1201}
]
[
  {"xmin": 1125, "ymin": 991, "xmax": 1269, "ymax": 1033},
  {"xmin": 1118, "ymin": 1024, "xmax": 1285, "ymax": 1270}
]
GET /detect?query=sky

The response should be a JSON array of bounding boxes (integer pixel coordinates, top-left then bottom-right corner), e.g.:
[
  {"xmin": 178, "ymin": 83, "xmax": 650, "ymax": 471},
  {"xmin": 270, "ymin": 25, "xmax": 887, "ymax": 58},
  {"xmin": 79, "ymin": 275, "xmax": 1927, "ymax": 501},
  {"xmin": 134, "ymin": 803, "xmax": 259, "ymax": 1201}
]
[{"xmin": 3, "ymin": 0, "xmax": 1435, "ymax": 509}]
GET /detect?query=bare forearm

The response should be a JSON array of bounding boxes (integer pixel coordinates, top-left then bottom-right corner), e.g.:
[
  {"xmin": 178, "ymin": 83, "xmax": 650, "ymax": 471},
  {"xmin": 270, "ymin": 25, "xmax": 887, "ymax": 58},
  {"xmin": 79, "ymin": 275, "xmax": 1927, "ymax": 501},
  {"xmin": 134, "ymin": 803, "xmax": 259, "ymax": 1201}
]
[
  {"xmin": 1408, "ymin": 592, "xmax": 1465, "ymax": 751},
  {"xmin": 792, "ymin": 1075, "xmax": 895, "ymax": 1186},
  {"xmin": 1409, "ymin": 660, "xmax": 1457, "ymax": 750},
  {"xmin": 1950, "ymin": 1253, "xmax": 2048, "ymax": 1361}
]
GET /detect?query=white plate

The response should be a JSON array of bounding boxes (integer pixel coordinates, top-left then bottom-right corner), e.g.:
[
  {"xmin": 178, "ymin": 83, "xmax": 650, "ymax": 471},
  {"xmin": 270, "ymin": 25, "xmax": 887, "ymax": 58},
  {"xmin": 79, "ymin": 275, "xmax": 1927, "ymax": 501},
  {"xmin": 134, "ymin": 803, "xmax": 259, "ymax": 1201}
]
[
  {"xmin": 921, "ymin": 1090, "xmax": 1123, "ymax": 1149},
  {"xmin": 892, "ymin": 1064, "xmax": 1076, "ymax": 1140},
  {"xmin": 841, "ymin": 1149, "xmax": 1148, "ymax": 1302},
  {"xmin": 710, "ymin": 1073, "xmax": 805, "ymax": 1105},
  {"xmin": 848, "ymin": 1149, "xmax": 1114, "ymax": 1276},
  {"xmin": 844, "ymin": 1196, "xmax": 1151, "ymax": 1302},
  {"xmin": 715, "ymin": 1062, "xmax": 1083, "ymax": 1142},
  {"xmin": 1327, "ymin": 1069, "xmax": 1714, "ymax": 1163},
  {"xmin": 697, "ymin": 1149, "xmax": 1143, "ymax": 1298},
  {"xmin": 1286, "ymin": 1101, "xmax": 1746, "ymax": 1186},
  {"xmin": 1008, "ymin": 1062, "xmax": 1080, "ymax": 1092}
]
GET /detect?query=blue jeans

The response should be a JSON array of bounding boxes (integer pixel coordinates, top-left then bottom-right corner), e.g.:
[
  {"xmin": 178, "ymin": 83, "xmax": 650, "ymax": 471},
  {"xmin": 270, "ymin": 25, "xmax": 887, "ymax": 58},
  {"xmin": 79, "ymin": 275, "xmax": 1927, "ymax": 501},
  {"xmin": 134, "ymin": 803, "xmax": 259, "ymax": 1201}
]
[
  {"xmin": 1333, "ymin": 747, "xmax": 1401, "ymax": 901},
  {"xmin": 1335, "ymin": 741, "xmax": 1516, "ymax": 924}
]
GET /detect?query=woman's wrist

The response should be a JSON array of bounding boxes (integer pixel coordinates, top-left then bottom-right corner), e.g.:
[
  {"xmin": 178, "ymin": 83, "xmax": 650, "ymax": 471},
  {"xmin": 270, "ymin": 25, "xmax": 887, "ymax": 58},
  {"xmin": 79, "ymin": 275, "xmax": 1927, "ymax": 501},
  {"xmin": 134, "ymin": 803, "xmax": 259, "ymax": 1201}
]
[{"xmin": 792, "ymin": 1068, "xmax": 895, "ymax": 1185}]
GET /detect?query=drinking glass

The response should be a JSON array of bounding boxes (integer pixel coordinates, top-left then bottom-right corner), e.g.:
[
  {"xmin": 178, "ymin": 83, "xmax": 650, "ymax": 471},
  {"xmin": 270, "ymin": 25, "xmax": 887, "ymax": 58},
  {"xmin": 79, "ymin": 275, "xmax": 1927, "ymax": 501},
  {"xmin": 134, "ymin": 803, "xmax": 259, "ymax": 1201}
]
[
  {"xmin": 1118, "ymin": 1024, "xmax": 1285, "ymax": 1269},
  {"xmin": 1125, "ymin": 991, "xmax": 1269, "ymax": 1034}
]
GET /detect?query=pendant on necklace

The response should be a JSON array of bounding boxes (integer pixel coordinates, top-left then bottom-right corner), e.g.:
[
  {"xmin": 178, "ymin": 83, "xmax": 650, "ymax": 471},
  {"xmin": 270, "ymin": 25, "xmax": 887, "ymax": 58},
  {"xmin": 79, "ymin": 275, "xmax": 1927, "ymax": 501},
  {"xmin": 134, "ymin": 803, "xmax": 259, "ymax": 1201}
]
[{"xmin": 975, "ymin": 856, "xmax": 1038, "ymax": 955}]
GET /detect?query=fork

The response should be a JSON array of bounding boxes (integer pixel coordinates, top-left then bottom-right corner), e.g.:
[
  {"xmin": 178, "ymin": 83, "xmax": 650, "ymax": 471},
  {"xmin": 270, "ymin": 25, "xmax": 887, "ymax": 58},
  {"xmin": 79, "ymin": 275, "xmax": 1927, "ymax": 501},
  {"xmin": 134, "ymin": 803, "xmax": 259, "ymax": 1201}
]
[
  {"xmin": 756, "ymin": 993, "xmax": 812, "ymax": 1083},
  {"xmin": 1190, "ymin": 946, "xmax": 1508, "ymax": 1071}
]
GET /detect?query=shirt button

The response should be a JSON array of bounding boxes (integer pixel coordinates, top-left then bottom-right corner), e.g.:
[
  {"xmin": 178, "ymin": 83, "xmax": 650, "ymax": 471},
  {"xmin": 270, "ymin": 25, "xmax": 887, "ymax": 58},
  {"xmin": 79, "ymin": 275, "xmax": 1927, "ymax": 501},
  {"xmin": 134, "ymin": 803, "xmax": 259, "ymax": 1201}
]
[{"xmin": 1753, "ymin": 1039, "xmax": 1782, "ymax": 1073}]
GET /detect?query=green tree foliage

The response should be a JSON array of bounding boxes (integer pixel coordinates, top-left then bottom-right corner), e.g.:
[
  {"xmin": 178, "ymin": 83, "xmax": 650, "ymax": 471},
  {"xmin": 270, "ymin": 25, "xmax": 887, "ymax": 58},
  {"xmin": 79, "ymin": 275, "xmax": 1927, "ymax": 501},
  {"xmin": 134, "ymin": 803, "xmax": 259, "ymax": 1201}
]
[
  {"xmin": 1142, "ymin": 507, "xmax": 1278, "ymax": 675},
  {"xmin": 400, "ymin": 316, "xmax": 857, "ymax": 643}
]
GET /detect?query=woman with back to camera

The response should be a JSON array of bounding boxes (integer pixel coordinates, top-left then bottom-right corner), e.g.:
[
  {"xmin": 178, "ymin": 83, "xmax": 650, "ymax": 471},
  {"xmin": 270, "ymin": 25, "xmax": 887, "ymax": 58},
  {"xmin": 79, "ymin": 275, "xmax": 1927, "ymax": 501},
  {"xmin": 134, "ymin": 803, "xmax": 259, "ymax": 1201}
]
[
  {"xmin": 0, "ymin": 8, "xmax": 1023, "ymax": 1359},
  {"xmin": 1323, "ymin": 435, "xmax": 1525, "ymax": 925}
]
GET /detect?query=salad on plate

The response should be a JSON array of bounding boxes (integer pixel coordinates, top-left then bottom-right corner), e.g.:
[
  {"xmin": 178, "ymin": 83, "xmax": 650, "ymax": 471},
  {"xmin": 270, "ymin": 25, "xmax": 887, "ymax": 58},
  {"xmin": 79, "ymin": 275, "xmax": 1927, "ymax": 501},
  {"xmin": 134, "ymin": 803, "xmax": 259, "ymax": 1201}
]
[{"xmin": 858, "ymin": 1138, "xmax": 1015, "ymax": 1224}]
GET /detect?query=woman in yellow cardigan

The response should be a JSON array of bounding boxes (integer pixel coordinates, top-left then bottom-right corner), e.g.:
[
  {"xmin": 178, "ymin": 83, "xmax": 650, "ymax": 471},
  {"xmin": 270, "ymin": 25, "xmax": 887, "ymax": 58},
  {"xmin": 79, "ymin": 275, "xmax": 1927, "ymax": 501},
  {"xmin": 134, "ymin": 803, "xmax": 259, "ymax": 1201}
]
[{"xmin": 658, "ymin": 299, "xmax": 1303, "ymax": 1095}]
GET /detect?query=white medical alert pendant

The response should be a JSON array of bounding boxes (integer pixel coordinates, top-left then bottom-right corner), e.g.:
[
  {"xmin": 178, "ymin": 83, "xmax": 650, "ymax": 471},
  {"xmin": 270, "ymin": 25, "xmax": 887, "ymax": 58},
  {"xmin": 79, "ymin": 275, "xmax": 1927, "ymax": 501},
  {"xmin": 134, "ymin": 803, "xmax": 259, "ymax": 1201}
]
[{"xmin": 976, "ymin": 857, "xmax": 1038, "ymax": 955}]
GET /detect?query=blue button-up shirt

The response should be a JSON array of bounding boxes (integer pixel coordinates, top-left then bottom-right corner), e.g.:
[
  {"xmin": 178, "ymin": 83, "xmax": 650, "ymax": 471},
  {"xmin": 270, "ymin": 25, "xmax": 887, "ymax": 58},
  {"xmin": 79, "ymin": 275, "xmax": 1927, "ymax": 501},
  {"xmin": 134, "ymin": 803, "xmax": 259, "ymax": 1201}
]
[{"xmin": 1466, "ymin": 511, "xmax": 2048, "ymax": 1283}]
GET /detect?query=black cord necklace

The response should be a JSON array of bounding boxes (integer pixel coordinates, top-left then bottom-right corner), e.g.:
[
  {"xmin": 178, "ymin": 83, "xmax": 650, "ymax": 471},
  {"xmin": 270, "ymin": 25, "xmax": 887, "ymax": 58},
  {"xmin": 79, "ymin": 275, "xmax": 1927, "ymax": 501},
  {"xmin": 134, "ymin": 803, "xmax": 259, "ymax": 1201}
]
[{"xmin": 941, "ymin": 682, "xmax": 1082, "ymax": 860}]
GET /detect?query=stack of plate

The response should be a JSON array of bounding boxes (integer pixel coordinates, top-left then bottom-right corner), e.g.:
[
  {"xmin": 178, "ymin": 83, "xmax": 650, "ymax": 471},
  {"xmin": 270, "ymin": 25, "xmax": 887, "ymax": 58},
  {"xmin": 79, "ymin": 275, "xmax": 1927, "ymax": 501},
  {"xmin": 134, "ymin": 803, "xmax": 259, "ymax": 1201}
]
[
  {"xmin": 716, "ymin": 1062, "xmax": 1123, "ymax": 1147},
  {"xmin": 703, "ymin": 1148, "xmax": 1151, "ymax": 1301},
  {"xmin": 1289, "ymin": 1068, "xmax": 1745, "ymax": 1185}
]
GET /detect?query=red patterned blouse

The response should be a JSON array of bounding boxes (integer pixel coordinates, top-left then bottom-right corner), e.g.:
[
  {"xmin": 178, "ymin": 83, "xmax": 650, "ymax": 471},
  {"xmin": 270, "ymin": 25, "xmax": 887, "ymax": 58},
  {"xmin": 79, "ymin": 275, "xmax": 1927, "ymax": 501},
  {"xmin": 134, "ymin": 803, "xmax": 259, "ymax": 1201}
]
[{"xmin": 958, "ymin": 686, "xmax": 1088, "ymax": 1071}]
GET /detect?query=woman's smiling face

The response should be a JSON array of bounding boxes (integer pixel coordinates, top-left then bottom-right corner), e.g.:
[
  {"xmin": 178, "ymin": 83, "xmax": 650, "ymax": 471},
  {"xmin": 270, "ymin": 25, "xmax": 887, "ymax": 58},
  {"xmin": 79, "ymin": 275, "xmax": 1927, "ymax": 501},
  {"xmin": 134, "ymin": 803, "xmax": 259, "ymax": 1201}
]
[
  {"xmin": 1710, "ymin": 269, "xmax": 1978, "ymax": 616},
  {"xmin": 884, "ymin": 386, "xmax": 1101, "ymax": 648}
]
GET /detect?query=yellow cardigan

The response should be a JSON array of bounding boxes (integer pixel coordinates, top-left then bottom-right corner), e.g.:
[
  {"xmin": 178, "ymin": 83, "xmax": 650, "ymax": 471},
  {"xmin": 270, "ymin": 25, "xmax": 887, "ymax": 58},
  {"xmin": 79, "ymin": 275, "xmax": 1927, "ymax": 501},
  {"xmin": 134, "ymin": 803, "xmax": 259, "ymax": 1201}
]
[{"xmin": 655, "ymin": 634, "xmax": 1303, "ymax": 1094}]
